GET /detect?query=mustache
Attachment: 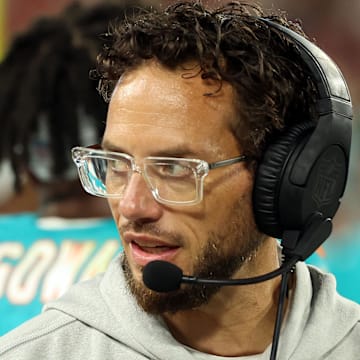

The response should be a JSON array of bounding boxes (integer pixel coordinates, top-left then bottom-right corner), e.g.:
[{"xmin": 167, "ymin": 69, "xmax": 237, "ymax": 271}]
[{"xmin": 119, "ymin": 221, "xmax": 185, "ymax": 246}]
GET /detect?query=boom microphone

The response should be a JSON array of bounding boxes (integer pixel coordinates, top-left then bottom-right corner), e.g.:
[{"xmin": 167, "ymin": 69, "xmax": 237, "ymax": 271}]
[
  {"xmin": 142, "ymin": 257, "xmax": 299, "ymax": 293},
  {"xmin": 143, "ymin": 214, "xmax": 333, "ymax": 293}
]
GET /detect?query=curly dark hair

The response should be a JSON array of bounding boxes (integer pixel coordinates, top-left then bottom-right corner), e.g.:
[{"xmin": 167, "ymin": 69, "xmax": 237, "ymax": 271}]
[
  {"xmin": 94, "ymin": 0, "xmax": 318, "ymax": 160},
  {"xmin": 0, "ymin": 0, "xmax": 152, "ymax": 190}
]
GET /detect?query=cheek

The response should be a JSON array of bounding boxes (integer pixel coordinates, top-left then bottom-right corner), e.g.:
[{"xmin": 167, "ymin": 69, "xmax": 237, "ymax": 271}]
[
  {"xmin": 204, "ymin": 169, "xmax": 254, "ymax": 222},
  {"xmin": 203, "ymin": 176, "xmax": 254, "ymax": 244}
]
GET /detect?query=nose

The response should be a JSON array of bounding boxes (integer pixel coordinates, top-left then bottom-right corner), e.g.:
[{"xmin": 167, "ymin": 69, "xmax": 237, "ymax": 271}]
[{"xmin": 118, "ymin": 173, "xmax": 163, "ymax": 223}]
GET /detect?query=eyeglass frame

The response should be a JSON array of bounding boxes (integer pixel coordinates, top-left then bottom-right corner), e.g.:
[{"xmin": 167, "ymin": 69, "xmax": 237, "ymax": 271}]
[{"xmin": 71, "ymin": 145, "xmax": 248, "ymax": 206}]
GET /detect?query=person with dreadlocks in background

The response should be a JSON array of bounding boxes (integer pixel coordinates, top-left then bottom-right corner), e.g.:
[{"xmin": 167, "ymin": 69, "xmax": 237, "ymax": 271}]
[{"xmin": 0, "ymin": 0, "xmax": 154, "ymax": 336}]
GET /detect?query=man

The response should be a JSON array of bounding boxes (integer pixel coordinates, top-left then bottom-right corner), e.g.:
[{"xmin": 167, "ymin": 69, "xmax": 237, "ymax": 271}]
[{"xmin": 0, "ymin": 1, "xmax": 359, "ymax": 359}]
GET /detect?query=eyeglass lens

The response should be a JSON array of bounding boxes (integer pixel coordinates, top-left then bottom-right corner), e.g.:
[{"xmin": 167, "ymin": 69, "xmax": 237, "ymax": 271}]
[{"xmin": 84, "ymin": 156, "xmax": 199, "ymax": 203}]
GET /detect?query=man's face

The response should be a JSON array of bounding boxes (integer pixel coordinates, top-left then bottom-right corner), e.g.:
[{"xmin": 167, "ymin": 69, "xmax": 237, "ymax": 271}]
[{"xmin": 104, "ymin": 61, "xmax": 265, "ymax": 313}]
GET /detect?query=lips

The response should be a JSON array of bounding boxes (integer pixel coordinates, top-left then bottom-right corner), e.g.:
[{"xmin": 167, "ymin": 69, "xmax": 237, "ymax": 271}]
[{"xmin": 125, "ymin": 233, "xmax": 180, "ymax": 267}]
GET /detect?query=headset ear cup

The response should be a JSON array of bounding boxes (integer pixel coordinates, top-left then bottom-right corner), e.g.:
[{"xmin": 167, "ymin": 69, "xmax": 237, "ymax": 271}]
[{"xmin": 253, "ymin": 122, "xmax": 315, "ymax": 238}]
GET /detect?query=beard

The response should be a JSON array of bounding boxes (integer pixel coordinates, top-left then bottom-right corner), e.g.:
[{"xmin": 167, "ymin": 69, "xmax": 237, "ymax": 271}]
[{"xmin": 122, "ymin": 196, "xmax": 266, "ymax": 314}]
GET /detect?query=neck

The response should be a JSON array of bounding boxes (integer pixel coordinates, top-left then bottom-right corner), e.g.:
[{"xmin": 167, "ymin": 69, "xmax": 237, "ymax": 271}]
[{"xmin": 162, "ymin": 238, "xmax": 288, "ymax": 357}]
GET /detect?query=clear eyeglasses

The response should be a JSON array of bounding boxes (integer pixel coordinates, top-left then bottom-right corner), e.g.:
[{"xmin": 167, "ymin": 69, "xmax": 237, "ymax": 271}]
[{"xmin": 71, "ymin": 145, "xmax": 248, "ymax": 206}]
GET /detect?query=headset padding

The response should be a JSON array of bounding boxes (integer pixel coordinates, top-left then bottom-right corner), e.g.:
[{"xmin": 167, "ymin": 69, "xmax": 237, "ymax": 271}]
[{"xmin": 253, "ymin": 122, "xmax": 315, "ymax": 237}]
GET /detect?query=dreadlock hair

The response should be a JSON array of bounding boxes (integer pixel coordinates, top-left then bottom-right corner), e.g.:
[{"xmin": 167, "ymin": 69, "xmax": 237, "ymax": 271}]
[
  {"xmin": 0, "ymin": 0, "xmax": 152, "ymax": 191},
  {"xmin": 94, "ymin": 0, "xmax": 318, "ymax": 162}
]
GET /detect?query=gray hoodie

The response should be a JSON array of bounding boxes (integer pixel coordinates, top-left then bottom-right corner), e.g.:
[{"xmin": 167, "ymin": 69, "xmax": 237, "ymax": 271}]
[{"xmin": 0, "ymin": 254, "xmax": 359, "ymax": 360}]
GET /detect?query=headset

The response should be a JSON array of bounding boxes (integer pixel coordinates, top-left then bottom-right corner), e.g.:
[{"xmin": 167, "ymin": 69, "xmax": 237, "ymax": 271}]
[{"xmin": 253, "ymin": 19, "xmax": 353, "ymax": 261}]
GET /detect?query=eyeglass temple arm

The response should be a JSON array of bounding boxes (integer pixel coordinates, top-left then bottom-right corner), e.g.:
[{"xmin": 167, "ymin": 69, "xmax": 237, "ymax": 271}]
[{"xmin": 208, "ymin": 155, "xmax": 247, "ymax": 170}]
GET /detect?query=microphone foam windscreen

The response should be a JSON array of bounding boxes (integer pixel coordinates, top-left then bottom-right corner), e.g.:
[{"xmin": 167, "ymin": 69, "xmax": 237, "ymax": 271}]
[{"xmin": 142, "ymin": 260, "xmax": 183, "ymax": 292}]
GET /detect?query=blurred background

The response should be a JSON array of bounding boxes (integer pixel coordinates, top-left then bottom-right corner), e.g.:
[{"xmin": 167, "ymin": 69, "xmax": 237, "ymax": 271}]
[{"xmin": 0, "ymin": 0, "xmax": 359, "ymax": 335}]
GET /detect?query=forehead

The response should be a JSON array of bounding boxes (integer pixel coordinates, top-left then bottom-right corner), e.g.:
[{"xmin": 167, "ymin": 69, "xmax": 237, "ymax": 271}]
[{"xmin": 104, "ymin": 61, "xmax": 240, "ymax": 156}]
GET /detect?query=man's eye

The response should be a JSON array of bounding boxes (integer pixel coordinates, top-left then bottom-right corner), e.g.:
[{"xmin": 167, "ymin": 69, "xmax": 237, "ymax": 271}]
[
  {"xmin": 109, "ymin": 160, "xmax": 128, "ymax": 173},
  {"xmin": 158, "ymin": 163, "xmax": 190, "ymax": 177}
]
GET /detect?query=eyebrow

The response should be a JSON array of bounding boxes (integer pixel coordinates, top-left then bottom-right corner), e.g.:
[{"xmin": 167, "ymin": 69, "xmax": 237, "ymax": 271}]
[
  {"xmin": 101, "ymin": 140, "xmax": 199, "ymax": 158},
  {"xmin": 101, "ymin": 140, "xmax": 125, "ymax": 153}
]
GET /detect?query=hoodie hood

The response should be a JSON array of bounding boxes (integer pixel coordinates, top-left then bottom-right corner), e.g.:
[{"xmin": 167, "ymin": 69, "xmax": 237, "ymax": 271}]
[
  {"xmin": 45, "ymin": 255, "xmax": 193, "ymax": 359},
  {"xmin": 277, "ymin": 263, "xmax": 360, "ymax": 359},
  {"xmin": 44, "ymin": 255, "xmax": 360, "ymax": 359}
]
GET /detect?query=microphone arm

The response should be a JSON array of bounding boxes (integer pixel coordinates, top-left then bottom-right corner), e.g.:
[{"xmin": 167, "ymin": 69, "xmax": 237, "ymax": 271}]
[
  {"xmin": 142, "ymin": 255, "xmax": 299, "ymax": 293},
  {"xmin": 181, "ymin": 255, "xmax": 299, "ymax": 286}
]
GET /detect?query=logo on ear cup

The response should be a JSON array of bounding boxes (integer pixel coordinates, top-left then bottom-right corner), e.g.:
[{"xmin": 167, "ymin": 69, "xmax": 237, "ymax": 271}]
[
  {"xmin": 312, "ymin": 154, "xmax": 344, "ymax": 208},
  {"xmin": 308, "ymin": 145, "xmax": 347, "ymax": 216}
]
